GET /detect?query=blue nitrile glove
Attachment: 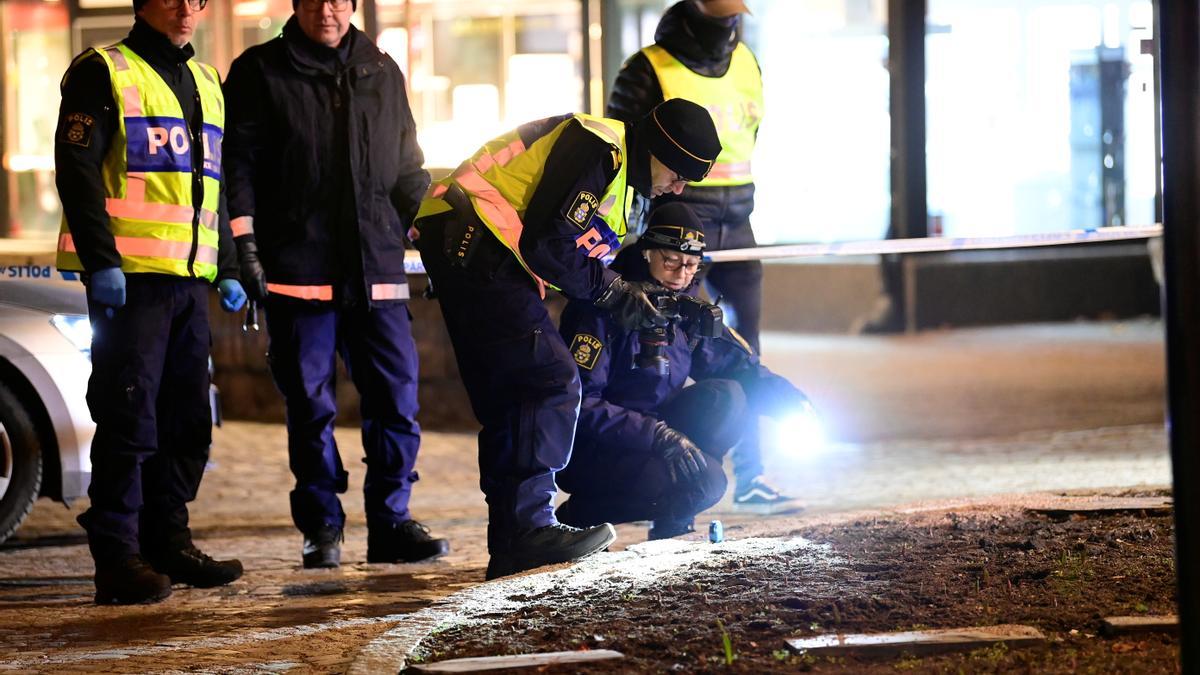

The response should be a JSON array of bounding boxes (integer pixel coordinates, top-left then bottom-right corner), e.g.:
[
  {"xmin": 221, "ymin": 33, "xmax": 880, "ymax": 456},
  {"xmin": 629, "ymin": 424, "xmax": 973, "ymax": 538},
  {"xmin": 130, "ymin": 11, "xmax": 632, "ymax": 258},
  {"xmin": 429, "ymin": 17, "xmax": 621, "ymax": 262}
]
[
  {"xmin": 90, "ymin": 267, "xmax": 126, "ymax": 310},
  {"xmin": 218, "ymin": 278, "xmax": 247, "ymax": 313}
]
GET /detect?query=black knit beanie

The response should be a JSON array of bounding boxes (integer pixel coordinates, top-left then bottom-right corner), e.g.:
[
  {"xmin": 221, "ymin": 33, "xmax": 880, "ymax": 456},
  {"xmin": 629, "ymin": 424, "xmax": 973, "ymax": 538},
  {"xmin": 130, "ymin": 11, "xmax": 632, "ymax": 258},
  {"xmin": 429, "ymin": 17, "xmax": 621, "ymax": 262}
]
[
  {"xmin": 637, "ymin": 98, "xmax": 721, "ymax": 183},
  {"xmin": 641, "ymin": 202, "xmax": 706, "ymax": 254},
  {"xmin": 133, "ymin": 0, "xmax": 149, "ymax": 11}
]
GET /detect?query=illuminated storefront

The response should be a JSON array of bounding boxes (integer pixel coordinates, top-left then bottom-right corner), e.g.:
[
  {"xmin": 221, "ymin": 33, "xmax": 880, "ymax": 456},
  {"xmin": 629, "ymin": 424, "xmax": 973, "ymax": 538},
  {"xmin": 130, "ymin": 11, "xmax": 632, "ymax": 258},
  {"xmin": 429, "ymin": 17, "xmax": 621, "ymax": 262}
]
[{"xmin": 0, "ymin": 0, "xmax": 1161, "ymax": 247}]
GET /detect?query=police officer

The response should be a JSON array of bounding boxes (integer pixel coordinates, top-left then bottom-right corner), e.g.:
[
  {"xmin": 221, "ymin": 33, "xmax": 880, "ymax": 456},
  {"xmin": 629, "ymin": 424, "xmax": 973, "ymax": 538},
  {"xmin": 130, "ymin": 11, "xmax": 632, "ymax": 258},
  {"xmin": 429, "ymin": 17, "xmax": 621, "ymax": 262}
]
[
  {"xmin": 556, "ymin": 203, "xmax": 813, "ymax": 538},
  {"xmin": 223, "ymin": 0, "xmax": 448, "ymax": 568},
  {"xmin": 412, "ymin": 99, "xmax": 720, "ymax": 579},
  {"xmin": 607, "ymin": 0, "xmax": 799, "ymax": 512},
  {"xmin": 55, "ymin": 0, "xmax": 246, "ymax": 604}
]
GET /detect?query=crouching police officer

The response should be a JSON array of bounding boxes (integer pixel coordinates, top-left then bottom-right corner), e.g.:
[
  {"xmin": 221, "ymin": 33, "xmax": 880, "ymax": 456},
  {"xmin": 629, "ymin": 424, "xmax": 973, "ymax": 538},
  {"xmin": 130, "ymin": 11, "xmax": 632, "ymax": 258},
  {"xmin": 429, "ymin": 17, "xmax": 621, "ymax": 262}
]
[
  {"xmin": 556, "ymin": 203, "xmax": 812, "ymax": 539},
  {"xmin": 54, "ymin": 0, "xmax": 246, "ymax": 604},
  {"xmin": 412, "ymin": 99, "xmax": 720, "ymax": 579}
]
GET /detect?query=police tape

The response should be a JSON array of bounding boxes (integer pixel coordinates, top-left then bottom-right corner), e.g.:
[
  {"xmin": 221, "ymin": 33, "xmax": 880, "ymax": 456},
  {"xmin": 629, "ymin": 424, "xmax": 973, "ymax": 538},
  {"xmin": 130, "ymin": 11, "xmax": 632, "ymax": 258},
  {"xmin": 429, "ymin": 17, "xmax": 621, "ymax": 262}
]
[
  {"xmin": 18, "ymin": 224, "xmax": 1164, "ymax": 280},
  {"xmin": 397, "ymin": 224, "xmax": 1163, "ymax": 274},
  {"xmin": 703, "ymin": 224, "xmax": 1163, "ymax": 264}
]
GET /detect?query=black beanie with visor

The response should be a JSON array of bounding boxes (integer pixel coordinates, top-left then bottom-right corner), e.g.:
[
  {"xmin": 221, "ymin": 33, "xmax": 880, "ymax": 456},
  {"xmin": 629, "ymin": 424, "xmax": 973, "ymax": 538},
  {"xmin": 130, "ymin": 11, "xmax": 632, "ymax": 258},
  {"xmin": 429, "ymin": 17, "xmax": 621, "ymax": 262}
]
[{"xmin": 635, "ymin": 98, "xmax": 722, "ymax": 183}]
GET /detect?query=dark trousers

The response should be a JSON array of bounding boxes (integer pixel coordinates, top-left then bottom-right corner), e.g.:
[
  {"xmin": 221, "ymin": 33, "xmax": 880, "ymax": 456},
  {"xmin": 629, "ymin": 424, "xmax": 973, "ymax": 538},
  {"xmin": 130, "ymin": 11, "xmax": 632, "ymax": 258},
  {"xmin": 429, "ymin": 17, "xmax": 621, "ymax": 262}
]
[
  {"xmin": 78, "ymin": 276, "xmax": 212, "ymax": 563},
  {"xmin": 264, "ymin": 296, "xmax": 421, "ymax": 535},
  {"xmin": 557, "ymin": 379, "xmax": 749, "ymax": 528},
  {"xmin": 417, "ymin": 215, "xmax": 580, "ymax": 554},
  {"xmin": 658, "ymin": 187, "xmax": 765, "ymax": 482}
]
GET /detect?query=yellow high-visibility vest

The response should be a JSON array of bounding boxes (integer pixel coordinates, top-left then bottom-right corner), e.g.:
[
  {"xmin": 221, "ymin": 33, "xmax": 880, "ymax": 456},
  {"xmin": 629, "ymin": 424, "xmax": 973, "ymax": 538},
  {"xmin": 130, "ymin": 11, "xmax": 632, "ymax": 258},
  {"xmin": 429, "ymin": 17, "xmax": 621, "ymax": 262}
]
[
  {"xmin": 642, "ymin": 42, "xmax": 763, "ymax": 187},
  {"xmin": 57, "ymin": 42, "xmax": 224, "ymax": 282},
  {"xmin": 416, "ymin": 114, "xmax": 633, "ymax": 296}
]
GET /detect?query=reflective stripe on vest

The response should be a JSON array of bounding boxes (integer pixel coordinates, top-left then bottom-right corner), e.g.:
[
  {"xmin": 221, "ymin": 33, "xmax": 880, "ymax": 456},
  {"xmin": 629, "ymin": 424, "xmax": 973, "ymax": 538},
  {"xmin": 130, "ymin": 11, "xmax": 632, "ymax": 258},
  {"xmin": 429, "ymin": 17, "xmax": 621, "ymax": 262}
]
[
  {"xmin": 267, "ymin": 283, "xmax": 333, "ymax": 301},
  {"xmin": 643, "ymin": 43, "xmax": 763, "ymax": 187},
  {"xmin": 416, "ymin": 114, "xmax": 631, "ymax": 296},
  {"xmin": 56, "ymin": 42, "xmax": 225, "ymax": 282}
]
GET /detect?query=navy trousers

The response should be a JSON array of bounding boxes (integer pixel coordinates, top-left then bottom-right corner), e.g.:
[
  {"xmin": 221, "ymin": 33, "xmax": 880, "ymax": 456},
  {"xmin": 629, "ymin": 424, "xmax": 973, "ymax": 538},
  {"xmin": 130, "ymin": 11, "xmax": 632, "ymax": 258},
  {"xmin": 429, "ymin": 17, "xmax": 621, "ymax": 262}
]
[
  {"xmin": 79, "ymin": 276, "xmax": 212, "ymax": 563},
  {"xmin": 264, "ymin": 295, "xmax": 421, "ymax": 536},
  {"xmin": 417, "ymin": 216, "xmax": 580, "ymax": 555},
  {"xmin": 557, "ymin": 379, "xmax": 749, "ymax": 528}
]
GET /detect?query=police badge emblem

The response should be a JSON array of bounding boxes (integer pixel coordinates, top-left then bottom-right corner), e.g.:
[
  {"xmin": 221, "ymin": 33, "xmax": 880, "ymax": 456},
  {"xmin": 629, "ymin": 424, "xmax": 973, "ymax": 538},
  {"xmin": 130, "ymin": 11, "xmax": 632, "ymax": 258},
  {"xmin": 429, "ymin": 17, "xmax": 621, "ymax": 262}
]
[
  {"xmin": 570, "ymin": 333, "xmax": 603, "ymax": 370},
  {"xmin": 566, "ymin": 191, "xmax": 600, "ymax": 230}
]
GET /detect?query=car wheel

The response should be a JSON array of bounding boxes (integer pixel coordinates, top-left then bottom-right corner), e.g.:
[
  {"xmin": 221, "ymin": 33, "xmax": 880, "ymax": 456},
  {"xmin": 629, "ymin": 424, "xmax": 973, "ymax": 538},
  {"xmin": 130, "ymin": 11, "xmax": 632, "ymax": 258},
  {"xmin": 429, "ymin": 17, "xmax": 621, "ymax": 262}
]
[{"xmin": 0, "ymin": 381, "xmax": 43, "ymax": 545}]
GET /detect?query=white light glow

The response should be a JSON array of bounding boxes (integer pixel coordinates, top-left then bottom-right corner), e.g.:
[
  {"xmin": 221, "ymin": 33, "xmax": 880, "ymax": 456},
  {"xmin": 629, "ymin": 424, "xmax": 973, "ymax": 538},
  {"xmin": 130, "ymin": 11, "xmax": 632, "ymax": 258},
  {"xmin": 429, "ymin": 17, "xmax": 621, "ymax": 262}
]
[
  {"xmin": 50, "ymin": 314, "xmax": 92, "ymax": 357},
  {"xmin": 771, "ymin": 403, "xmax": 827, "ymax": 458}
]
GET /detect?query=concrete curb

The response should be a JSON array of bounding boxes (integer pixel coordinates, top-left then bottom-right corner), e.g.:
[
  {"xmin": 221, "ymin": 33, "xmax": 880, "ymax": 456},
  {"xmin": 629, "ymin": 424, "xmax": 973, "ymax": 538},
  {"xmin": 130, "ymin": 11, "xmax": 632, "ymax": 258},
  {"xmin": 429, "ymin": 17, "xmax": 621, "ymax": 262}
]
[
  {"xmin": 349, "ymin": 488, "xmax": 1173, "ymax": 674},
  {"xmin": 349, "ymin": 537, "xmax": 827, "ymax": 674}
]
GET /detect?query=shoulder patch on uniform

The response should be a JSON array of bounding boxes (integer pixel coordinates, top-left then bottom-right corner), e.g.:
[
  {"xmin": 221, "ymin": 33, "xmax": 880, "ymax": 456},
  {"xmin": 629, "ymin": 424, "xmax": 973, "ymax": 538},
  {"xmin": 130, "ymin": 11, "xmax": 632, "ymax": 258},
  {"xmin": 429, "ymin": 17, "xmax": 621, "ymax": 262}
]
[
  {"xmin": 60, "ymin": 113, "xmax": 95, "ymax": 148},
  {"xmin": 570, "ymin": 333, "xmax": 604, "ymax": 370},
  {"xmin": 566, "ymin": 191, "xmax": 600, "ymax": 230}
]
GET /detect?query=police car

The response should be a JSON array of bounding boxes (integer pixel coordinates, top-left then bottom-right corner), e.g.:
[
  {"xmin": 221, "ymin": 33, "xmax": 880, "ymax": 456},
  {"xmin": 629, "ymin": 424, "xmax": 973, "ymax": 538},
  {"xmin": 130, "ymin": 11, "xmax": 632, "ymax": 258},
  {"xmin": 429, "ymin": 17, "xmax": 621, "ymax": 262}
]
[{"xmin": 0, "ymin": 278, "xmax": 220, "ymax": 545}]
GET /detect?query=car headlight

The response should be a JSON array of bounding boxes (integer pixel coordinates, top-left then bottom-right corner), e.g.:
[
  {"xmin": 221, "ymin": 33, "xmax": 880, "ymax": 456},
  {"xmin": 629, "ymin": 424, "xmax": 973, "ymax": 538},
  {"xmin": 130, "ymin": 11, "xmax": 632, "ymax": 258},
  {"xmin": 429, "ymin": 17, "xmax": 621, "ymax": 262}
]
[{"xmin": 50, "ymin": 314, "xmax": 93, "ymax": 358}]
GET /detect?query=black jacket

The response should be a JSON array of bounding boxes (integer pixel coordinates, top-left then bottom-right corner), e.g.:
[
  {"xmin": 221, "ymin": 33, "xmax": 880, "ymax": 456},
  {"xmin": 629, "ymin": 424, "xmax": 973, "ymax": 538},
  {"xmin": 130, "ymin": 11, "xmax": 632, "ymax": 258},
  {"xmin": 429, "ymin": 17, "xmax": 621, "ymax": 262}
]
[
  {"xmin": 54, "ymin": 18, "xmax": 238, "ymax": 281},
  {"xmin": 605, "ymin": 0, "xmax": 758, "ymax": 234},
  {"xmin": 223, "ymin": 19, "xmax": 430, "ymax": 301}
]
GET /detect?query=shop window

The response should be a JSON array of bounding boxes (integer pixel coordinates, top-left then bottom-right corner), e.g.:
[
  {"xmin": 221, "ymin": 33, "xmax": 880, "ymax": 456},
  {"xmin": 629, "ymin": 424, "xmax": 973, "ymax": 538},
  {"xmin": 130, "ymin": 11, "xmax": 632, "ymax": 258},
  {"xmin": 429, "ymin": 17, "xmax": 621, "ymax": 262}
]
[
  {"xmin": 3, "ymin": 0, "xmax": 69, "ymax": 239},
  {"xmin": 927, "ymin": 0, "xmax": 1156, "ymax": 237},
  {"xmin": 605, "ymin": 1, "xmax": 890, "ymax": 245},
  {"xmin": 376, "ymin": 0, "xmax": 585, "ymax": 169}
]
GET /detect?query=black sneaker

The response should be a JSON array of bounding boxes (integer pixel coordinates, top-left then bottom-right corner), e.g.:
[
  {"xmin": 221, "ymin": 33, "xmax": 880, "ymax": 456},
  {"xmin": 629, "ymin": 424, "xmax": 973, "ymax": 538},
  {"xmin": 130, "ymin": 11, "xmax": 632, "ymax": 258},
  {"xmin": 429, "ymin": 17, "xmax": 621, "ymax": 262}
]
[
  {"xmin": 486, "ymin": 522, "xmax": 616, "ymax": 581},
  {"xmin": 146, "ymin": 545, "xmax": 243, "ymax": 588},
  {"xmin": 732, "ymin": 477, "xmax": 806, "ymax": 515},
  {"xmin": 366, "ymin": 520, "xmax": 450, "ymax": 563},
  {"xmin": 648, "ymin": 519, "xmax": 694, "ymax": 541},
  {"xmin": 94, "ymin": 554, "xmax": 173, "ymax": 605},
  {"xmin": 302, "ymin": 524, "xmax": 343, "ymax": 569}
]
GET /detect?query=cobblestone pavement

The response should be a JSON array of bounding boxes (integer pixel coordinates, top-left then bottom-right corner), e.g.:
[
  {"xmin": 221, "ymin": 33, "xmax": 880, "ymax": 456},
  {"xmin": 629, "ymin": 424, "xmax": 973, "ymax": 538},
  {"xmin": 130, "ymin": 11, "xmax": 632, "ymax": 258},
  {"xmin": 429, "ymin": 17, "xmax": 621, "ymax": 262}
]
[{"xmin": 0, "ymin": 321, "xmax": 1171, "ymax": 673}]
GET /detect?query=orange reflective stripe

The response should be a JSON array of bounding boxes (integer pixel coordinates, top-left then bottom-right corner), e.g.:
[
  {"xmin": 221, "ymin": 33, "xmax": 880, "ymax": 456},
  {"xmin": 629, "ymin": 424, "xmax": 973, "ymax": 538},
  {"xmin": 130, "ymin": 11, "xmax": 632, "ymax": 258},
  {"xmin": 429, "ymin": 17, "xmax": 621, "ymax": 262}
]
[
  {"xmin": 200, "ymin": 209, "xmax": 218, "ymax": 229},
  {"xmin": 454, "ymin": 169, "xmax": 547, "ymax": 298},
  {"xmin": 705, "ymin": 161, "xmax": 752, "ymax": 181},
  {"xmin": 428, "ymin": 183, "xmax": 448, "ymax": 199},
  {"xmin": 494, "ymin": 138, "xmax": 526, "ymax": 166},
  {"xmin": 472, "ymin": 138, "xmax": 527, "ymax": 175},
  {"xmin": 370, "ymin": 283, "xmax": 410, "ymax": 301},
  {"xmin": 230, "ymin": 216, "xmax": 254, "ymax": 238},
  {"xmin": 106, "ymin": 198, "xmax": 193, "ymax": 224},
  {"xmin": 59, "ymin": 232, "xmax": 214, "ymax": 265},
  {"xmin": 105, "ymin": 46, "xmax": 129, "ymax": 72},
  {"xmin": 267, "ymin": 283, "xmax": 333, "ymax": 301},
  {"xmin": 122, "ymin": 86, "xmax": 142, "ymax": 116}
]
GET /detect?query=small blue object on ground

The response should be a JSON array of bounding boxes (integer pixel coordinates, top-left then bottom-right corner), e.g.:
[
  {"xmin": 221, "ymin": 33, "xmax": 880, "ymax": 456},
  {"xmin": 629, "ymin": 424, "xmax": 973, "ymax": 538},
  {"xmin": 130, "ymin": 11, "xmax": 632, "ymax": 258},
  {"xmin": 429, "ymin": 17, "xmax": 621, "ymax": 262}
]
[{"xmin": 708, "ymin": 520, "xmax": 724, "ymax": 543}]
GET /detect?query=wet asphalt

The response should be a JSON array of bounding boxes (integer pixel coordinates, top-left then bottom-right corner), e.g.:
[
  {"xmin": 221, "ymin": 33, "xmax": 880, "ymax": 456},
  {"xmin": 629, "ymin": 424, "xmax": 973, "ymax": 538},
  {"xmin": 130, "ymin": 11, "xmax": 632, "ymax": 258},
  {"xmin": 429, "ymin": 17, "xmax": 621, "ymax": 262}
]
[{"xmin": 0, "ymin": 319, "xmax": 1170, "ymax": 673}]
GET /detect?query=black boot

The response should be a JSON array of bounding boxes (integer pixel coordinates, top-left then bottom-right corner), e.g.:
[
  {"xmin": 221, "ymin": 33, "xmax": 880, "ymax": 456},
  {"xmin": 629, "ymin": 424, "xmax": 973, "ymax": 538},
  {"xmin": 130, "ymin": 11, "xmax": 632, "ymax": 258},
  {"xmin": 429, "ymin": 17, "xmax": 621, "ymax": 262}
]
[
  {"xmin": 648, "ymin": 519, "xmax": 694, "ymax": 541},
  {"xmin": 94, "ymin": 555, "xmax": 173, "ymax": 605},
  {"xmin": 302, "ymin": 524, "xmax": 343, "ymax": 569},
  {"xmin": 367, "ymin": 520, "xmax": 450, "ymax": 563},
  {"xmin": 145, "ymin": 545, "xmax": 243, "ymax": 588},
  {"xmin": 486, "ymin": 522, "xmax": 616, "ymax": 581}
]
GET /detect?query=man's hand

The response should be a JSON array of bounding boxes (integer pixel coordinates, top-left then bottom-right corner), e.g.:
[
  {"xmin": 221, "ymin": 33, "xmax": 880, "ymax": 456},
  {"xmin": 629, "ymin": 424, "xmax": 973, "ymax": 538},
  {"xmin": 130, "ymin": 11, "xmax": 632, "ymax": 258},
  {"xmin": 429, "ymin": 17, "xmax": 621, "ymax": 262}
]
[
  {"xmin": 594, "ymin": 277, "xmax": 667, "ymax": 331},
  {"xmin": 90, "ymin": 267, "xmax": 126, "ymax": 309},
  {"xmin": 235, "ymin": 237, "xmax": 268, "ymax": 302},
  {"xmin": 651, "ymin": 423, "xmax": 708, "ymax": 484},
  {"xmin": 218, "ymin": 279, "xmax": 247, "ymax": 313}
]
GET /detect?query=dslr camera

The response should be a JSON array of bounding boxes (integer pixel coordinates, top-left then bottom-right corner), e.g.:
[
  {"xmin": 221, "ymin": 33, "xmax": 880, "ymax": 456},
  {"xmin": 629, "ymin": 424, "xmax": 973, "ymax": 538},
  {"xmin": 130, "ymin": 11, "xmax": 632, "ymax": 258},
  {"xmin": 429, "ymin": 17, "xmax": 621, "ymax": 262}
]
[{"xmin": 635, "ymin": 288, "xmax": 724, "ymax": 376}]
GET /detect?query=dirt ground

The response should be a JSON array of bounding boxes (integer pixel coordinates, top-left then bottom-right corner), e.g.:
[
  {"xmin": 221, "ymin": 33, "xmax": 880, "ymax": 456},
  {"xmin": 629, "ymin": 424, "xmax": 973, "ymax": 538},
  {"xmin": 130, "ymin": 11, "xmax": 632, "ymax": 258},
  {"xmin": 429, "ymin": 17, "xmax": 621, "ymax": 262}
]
[{"xmin": 412, "ymin": 491, "xmax": 1178, "ymax": 674}]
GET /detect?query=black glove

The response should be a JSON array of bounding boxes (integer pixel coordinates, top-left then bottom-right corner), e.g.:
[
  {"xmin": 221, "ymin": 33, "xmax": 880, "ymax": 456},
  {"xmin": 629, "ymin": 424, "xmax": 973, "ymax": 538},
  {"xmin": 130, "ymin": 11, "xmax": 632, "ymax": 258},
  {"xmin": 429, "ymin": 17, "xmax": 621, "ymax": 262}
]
[
  {"xmin": 595, "ymin": 277, "xmax": 668, "ymax": 331},
  {"xmin": 235, "ymin": 236, "xmax": 268, "ymax": 302},
  {"xmin": 651, "ymin": 423, "xmax": 708, "ymax": 485}
]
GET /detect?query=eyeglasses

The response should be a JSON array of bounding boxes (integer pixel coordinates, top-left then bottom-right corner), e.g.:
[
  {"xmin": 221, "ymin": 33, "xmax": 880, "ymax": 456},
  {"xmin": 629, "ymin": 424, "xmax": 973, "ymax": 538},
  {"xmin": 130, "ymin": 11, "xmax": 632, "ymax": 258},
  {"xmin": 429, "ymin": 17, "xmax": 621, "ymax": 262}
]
[
  {"xmin": 299, "ymin": 0, "xmax": 352, "ymax": 10},
  {"xmin": 162, "ymin": 0, "xmax": 207, "ymax": 10},
  {"xmin": 655, "ymin": 250, "xmax": 701, "ymax": 273}
]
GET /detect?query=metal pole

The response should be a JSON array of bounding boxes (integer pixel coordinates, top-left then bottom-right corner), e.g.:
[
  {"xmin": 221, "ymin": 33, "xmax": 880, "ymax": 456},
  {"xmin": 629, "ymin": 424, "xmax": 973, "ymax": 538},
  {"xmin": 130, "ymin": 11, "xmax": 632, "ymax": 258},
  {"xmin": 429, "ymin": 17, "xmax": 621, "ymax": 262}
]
[{"xmin": 1156, "ymin": 0, "xmax": 1200, "ymax": 665}]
